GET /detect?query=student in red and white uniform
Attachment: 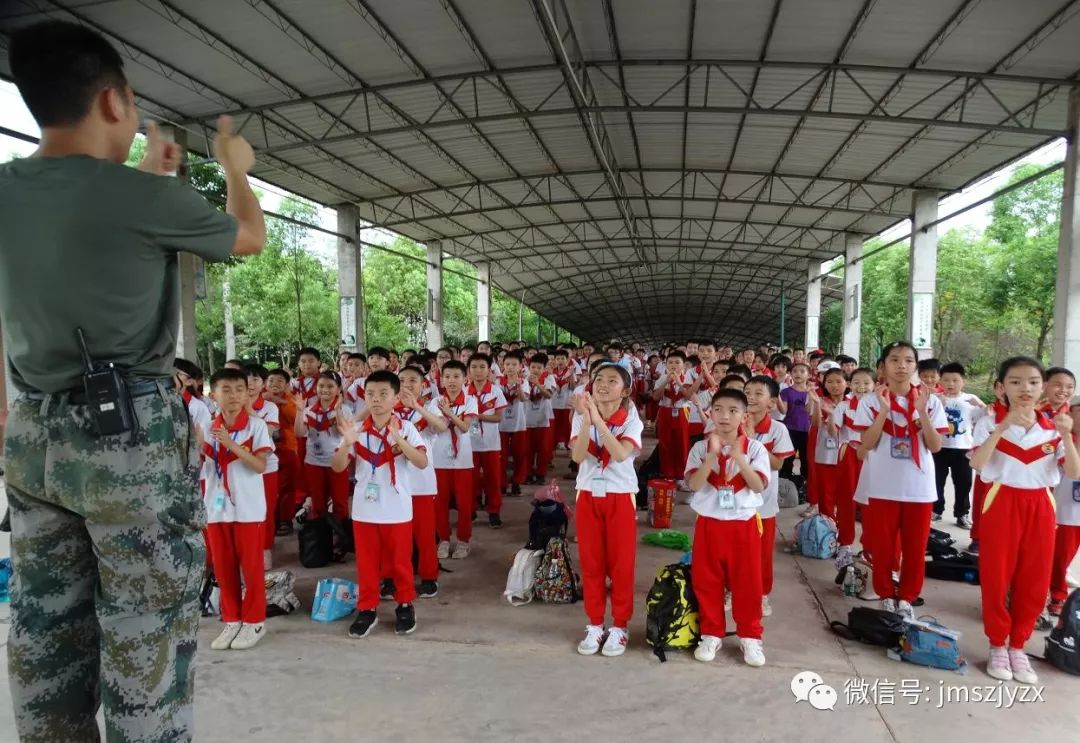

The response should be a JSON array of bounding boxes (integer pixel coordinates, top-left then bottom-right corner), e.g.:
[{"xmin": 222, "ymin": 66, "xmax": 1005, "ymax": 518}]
[
  {"xmin": 1050, "ymin": 399, "xmax": 1080, "ymax": 617},
  {"xmin": 174, "ymin": 358, "xmax": 212, "ymax": 437},
  {"xmin": 498, "ymin": 351, "xmax": 531, "ymax": 496},
  {"xmin": 852, "ymin": 341, "xmax": 947, "ymax": 620},
  {"xmin": 651, "ymin": 350, "xmax": 695, "ymax": 481},
  {"xmin": 290, "ymin": 347, "xmax": 322, "ymax": 406},
  {"xmin": 331, "ymin": 370, "xmax": 429, "ymax": 639},
  {"xmin": 970, "ymin": 356, "xmax": 1080, "ymax": 684},
  {"xmin": 570, "ymin": 363, "xmax": 643, "ymax": 658},
  {"xmin": 685, "ymin": 388, "xmax": 771, "ymax": 667},
  {"xmin": 524, "ymin": 353, "xmax": 557, "ymax": 484},
  {"xmin": 550, "ymin": 349, "xmax": 577, "ymax": 450},
  {"xmin": 1041, "ymin": 367, "xmax": 1076, "ymax": 417},
  {"xmin": 466, "ymin": 353, "xmax": 509, "ymax": 529},
  {"xmin": 807, "ymin": 366, "xmax": 847, "ymax": 522},
  {"xmin": 343, "ymin": 352, "xmax": 369, "ymax": 417},
  {"xmin": 832, "ymin": 368, "xmax": 875, "ymax": 555},
  {"xmin": 431, "ymin": 360, "xmax": 479, "ymax": 559},
  {"xmin": 294, "ymin": 372, "xmax": 348, "ymax": 519},
  {"xmin": 245, "ymin": 364, "xmax": 280, "ymax": 569},
  {"xmin": 201, "ymin": 368, "xmax": 273, "ymax": 651},
  {"xmin": 743, "ymin": 375, "xmax": 794, "ymax": 616}
]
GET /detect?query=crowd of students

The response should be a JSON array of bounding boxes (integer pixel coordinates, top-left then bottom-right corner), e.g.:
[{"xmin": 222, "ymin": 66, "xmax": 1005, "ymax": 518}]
[{"xmin": 174, "ymin": 339, "xmax": 1080, "ymax": 684}]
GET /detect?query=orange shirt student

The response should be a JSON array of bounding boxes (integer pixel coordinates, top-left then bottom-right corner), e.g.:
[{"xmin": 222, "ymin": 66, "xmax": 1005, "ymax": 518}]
[{"xmin": 266, "ymin": 369, "xmax": 300, "ymax": 529}]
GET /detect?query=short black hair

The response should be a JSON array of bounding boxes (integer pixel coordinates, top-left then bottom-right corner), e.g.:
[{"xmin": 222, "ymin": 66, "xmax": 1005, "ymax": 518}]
[
  {"xmin": 210, "ymin": 368, "xmax": 247, "ymax": 388},
  {"xmin": 318, "ymin": 371, "xmax": 342, "ymax": 386},
  {"xmin": 940, "ymin": 362, "xmax": 966, "ymax": 377},
  {"xmin": 1045, "ymin": 366, "xmax": 1076, "ymax": 383},
  {"xmin": 711, "ymin": 388, "xmax": 748, "ymax": 408},
  {"xmin": 728, "ymin": 363, "xmax": 752, "ymax": 381},
  {"xmin": 347, "ymin": 352, "xmax": 367, "ymax": 362},
  {"xmin": 667, "ymin": 350, "xmax": 687, "ymax": 361},
  {"xmin": 502, "ymin": 350, "xmax": 524, "ymax": 364},
  {"xmin": 10, "ymin": 21, "xmax": 129, "ymax": 127},
  {"xmin": 298, "ymin": 347, "xmax": 321, "ymax": 360},
  {"xmin": 398, "ymin": 365, "xmax": 425, "ymax": 380},
  {"xmin": 745, "ymin": 374, "xmax": 780, "ymax": 398},
  {"xmin": 441, "ymin": 360, "xmax": 467, "ymax": 375},
  {"xmin": 530, "ymin": 353, "xmax": 549, "ymax": 366},
  {"xmin": 268, "ymin": 368, "xmax": 291, "ymax": 383},
  {"xmin": 244, "ymin": 364, "xmax": 269, "ymax": 381},
  {"xmin": 719, "ymin": 374, "xmax": 747, "ymax": 388},
  {"xmin": 554, "ymin": 349, "xmax": 570, "ymax": 358},
  {"xmin": 365, "ymin": 370, "xmax": 400, "ymax": 393},
  {"xmin": 174, "ymin": 358, "xmax": 204, "ymax": 381},
  {"xmin": 468, "ymin": 353, "xmax": 492, "ymax": 368},
  {"xmin": 917, "ymin": 358, "xmax": 942, "ymax": 373},
  {"xmin": 367, "ymin": 346, "xmax": 391, "ymax": 361}
]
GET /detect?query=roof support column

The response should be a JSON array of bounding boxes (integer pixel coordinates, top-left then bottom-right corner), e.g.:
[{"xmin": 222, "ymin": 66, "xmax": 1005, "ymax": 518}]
[
  {"xmin": 842, "ymin": 233, "xmax": 863, "ymax": 361},
  {"xmin": 805, "ymin": 263, "xmax": 821, "ymax": 350},
  {"xmin": 426, "ymin": 241, "xmax": 444, "ymax": 350},
  {"xmin": 337, "ymin": 205, "xmax": 364, "ymax": 352},
  {"xmin": 172, "ymin": 126, "xmax": 198, "ymax": 361},
  {"xmin": 908, "ymin": 190, "xmax": 939, "ymax": 359},
  {"xmin": 477, "ymin": 261, "xmax": 491, "ymax": 343},
  {"xmin": 1054, "ymin": 88, "xmax": 1080, "ymax": 370}
]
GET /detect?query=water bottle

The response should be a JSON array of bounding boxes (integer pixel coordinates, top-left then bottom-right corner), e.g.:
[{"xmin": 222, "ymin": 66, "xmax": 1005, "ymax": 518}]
[{"xmin": 842, "ymin": 566, "xmax": 857, "ymax": 597}]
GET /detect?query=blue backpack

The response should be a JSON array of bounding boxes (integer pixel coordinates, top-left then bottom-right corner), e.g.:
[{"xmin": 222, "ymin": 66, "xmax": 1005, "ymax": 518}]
[
  {"xmin": 795, "ymin": 514, "xmax": 838, "ymax": 559},
  {"xmin": 892, "ymin": 617, "xmax": 967, "ymax": 672}
]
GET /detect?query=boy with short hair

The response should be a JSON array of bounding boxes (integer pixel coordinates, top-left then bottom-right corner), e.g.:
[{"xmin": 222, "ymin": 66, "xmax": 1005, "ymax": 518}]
[
  {"xmin": 498, "ymin": 351, "xmax": 531, "ymax": 495},
  {"xmin": 343, "ymin": 352, "xmax": 369, "ymax": 416},
  {"xmin": 651, "ymin": 350, "xmax": 695, "ymax": 481},
  {"xmin": 265, "ymin": 369, "xmax": 301, "ymax": 533},
  {"xmin": 291, "ymin": 347, "xmax": 321, "ymax": 406},
  {"xmin": 332, "ymin": 370, "xmax": 428, "ymax": 638},
  {"xmin": 467, "ymin": 354, "xmax": 509, "ymax": 528},
  {"xmin": 551, "ymin": 349, "xmax": 577, "ymax": 450},
  {"xmin": 244, "ymin": 364, "xmax": 281, "ymax": 568},
  {"xmin": 432, "ymin": 360, "xmax": 479, "ymax": 558},
  {"xmin": 202, "ymin": 368, "xmax": 273, "ymax": 651},
  {"xmin": 933, "ymin": 362, "xmax": 984, "ymax": 527},
  {"xmin": 174, "ymin": 358, "xmax": 211, "ymax": 437},
  {"xmin": 685, "ymin": 389, "xmax": 771, "ymax": 667},
  {"xmin": 525, "ymin": 353, "xmax": 557, "ymax": 484},
  {"xmin": 917, "ymin": 358, "xmax": 944, "ymax": 393}
]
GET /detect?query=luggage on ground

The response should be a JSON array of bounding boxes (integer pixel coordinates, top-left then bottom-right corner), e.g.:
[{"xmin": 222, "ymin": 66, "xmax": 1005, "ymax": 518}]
[
  {"xmin": 644, "ymin": 563, "xmax": 700, "ymax": 662},
  {"xmin": 892, "ymin": 616, "xmax": 967, "ymax": 672},
  {"xmin": 1046, "ymin": 588, "xmax": 1080, "ymax": 675},
  {"xmin": 794, "ymin": 514, "xmax": 838, "ymax": 559},
  {"xmin": 533, "ymin": 537, "xmax": 579, "ymax": 604},
  {"xmin": 298, "ymin": 515, "xmax": 333, "ymax": 568},
  {"xmin": 504, "ymin": 548, "xmax": 544, "ymax": 606},
  {"xmin": 830, "ymin": 606, "xmax": 905, "ymax": 647}
]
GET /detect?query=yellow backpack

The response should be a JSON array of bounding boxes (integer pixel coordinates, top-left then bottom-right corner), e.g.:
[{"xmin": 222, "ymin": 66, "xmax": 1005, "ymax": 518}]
[{"xmin": 645, "ymin": 563, "xmax": 700, "ymax": 662}]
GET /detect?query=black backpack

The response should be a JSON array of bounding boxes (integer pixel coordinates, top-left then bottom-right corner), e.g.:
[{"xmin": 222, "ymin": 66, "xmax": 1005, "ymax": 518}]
[
  {"xmin": 324, "ymin": 514, "xmax": 354, "ymax": 562},
  {"xmin": 298, "ymin": 516, "xmax": 333, "ymax": 568},
  {"xmin": 926, "ymin": 528, "xmax": 957, "ymax": 558},
  {"xmin": 526, "ymin": 500, "xmax": 569, "ymax": 550},
  {"xmin": 1046, "ymin": 588, "xmax": 1080, "ymax": 675},
  {"xmin": 924, "ymin": 552, "xmax": 980, "ymax": 584},
  {"xmin": 830, "ymin": 607, "xmax": 905, "ymax": 647}
]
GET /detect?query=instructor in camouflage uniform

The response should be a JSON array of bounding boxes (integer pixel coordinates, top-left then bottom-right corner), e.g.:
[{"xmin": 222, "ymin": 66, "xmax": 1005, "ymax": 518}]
[{"xmin": 0, "ymin": 22, "xmax": 265, "ymax": 742}]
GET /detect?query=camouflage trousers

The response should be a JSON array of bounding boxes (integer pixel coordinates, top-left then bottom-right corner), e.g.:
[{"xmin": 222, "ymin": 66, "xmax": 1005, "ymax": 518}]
[{"xmin": 4, "ymin": 382, "xmax": 205, "ymax": 742}]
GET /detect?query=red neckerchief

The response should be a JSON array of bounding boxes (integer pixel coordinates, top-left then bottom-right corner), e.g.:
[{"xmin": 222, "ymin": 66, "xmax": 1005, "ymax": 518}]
[
  {"xmin": 530, "ymin": 372, "xmax": 550, "ymax": 402},
  {"xmin": 995, "ymin": 411, "xmax": 1058, "ymax": 464},
  {"xmin": 880, "ymin": 386, "xmax": 923, "ymax": 468},
  {"xmin": 749, "ymin": 413, "xmax": 775, "ymax": 451},
  {"xmin": 706, "ymin": 437, "xmax": 750, "ymax": 492},
  {"xmin": 990, "ymin": 400, "xmax": 1008, "ymax": 423},
  {"xmin": 468, "ymin": 380, "xmax": 499, "ymax": 435},
  {"xmin": 587, "ymin": 406, "xmax": 630, "ymax": 469},
  {"xmin": 663, "ymin": 372, "xmax": 685, "ymax": 404},
  {"xmin": 251, "ymin": 394, "xmax": 266, "ymax": 412},
  {"xmin": 347, "ymin": 377, "xmax": 366, "ymax": 403},
  {"xmin": 393, "ymin": 402, "xmax": 428, "ymax": 432},
  {"xmin": 204, "ymin": 409, "xmax": 253, "ymax": 498},
  {"xmin": 500, "ymin": 375, "xmax": 522, "ymax": 404},
  {"xmin": 296, "ymin": 374, "xmax": 319, "ymax": 401},
  {"xmin": 1038, "ymin": 400, "xmax": 1070, "ymax": 417},
  {"xmin": 553, "ymin": 366, "xmax": 574, "ymax": 389},
  {"xmin": 843, "ymin": 394, "xmax": 860, "ymax": 429},
  {"xmin": 819, "ymin": 396, "xmax": 842, "ymax": 426},
  {"xmin": 443, "ymin": 392, "xmax": 467, "ymax": 458},
  {"xmin": 307, "ymin": 400, "xmax": 338, "ymax": 432},
  {"xmin": 356, "ymin": 417, "xmax": 397, "ymax": 487},
  {"xmin": 182, "ymin": 388, "xmax": 193, "ymax": 405}
]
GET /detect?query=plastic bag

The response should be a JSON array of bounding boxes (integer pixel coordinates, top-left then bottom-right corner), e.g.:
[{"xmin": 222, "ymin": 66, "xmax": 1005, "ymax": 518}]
[
  {"xmin": 311, "ymin": 577, "xmax": 359, "ymax": 622},
  {"xmin": 0, "ymin": 557, "xmax": 11, "ymax": 603},
  {"xmin": 643, "ymin": 529, "xmax": 692, "ymax": 551},
  {"xmin": 533, "ymin": 479, "xmax": 573, "ymax": 521}
]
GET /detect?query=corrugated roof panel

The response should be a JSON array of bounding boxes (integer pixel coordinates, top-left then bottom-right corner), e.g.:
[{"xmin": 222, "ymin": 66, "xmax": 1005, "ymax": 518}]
[
  {"xmin": 767, "ymin": 0, "xmax": 867, "ymax": 61},
  {"xmin": 606, "ymin": 0, "xmax": 692, "ymax": 59},
  {"xmin": 842, "ymin": 0, "xmax": 962, "ymax": 67},
  {"xmin": 1000, "ymin": 11, "xmax": 1080, "ymax": 78},
  {"xmin": 459, "ymin": 0, "xmax": 553, "ymax": 67},
  {"xmin": 923, "ymin": 0, "xmax": 1067, "ymax": 70},
  {"xmin": 729, "ymin": 115, "xmax": 800, "ymax": 170},
  {"xmin": 692, "ymin": 0, "xmax": 778, "ymax": 59},
  {"xmin": 360, "ymin": 0, "xmax": 488, "ymax": 75}
]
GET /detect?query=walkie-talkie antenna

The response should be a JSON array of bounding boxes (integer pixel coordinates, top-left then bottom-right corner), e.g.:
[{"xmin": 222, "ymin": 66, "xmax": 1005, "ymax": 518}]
[{"xmin": 75, "ymin": 327, "xmax": 95, "ymax": 373}]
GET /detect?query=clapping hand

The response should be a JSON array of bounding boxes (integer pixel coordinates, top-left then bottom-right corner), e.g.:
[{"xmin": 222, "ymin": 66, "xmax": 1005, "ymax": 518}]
[
  {"xmin": 337, "ymin": 407, "xmax": 360, "ymax": 444},
  {"xmin": 138, "ymin": 120, "xmax": 182, "ymax": 176},
  {"xmin": 212, "ymin": 115, "xmax": 255, "ymax": 175}
]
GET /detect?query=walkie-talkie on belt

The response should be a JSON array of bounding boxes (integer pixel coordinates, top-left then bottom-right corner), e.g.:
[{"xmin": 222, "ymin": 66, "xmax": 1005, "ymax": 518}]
[{"xmin": 76, "ymin": 327, "xmax": 134, "ymax": 437}]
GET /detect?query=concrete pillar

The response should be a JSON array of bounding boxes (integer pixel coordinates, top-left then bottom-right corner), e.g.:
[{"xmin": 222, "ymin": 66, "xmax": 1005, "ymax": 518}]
[
  {"xmin": 908, "ymin": 190, "xmax": 939, "ymax": 359},
  {"xmin": 842, "ymin": 233, "xmax": 863, "ymax": 361},
  {"xmin": 1054, "ymin": 88, "xmax": 1080, "ymax": 370},
  {"xmin": 171, "ymin": 126, "xmax": 198, "ymax": 361},
  {"xmin": 223, "ymin": 275, "xmax": 236, "ymax": 360},
  {"xmin": 426, "ymin": 241, "xmax": 444, "ymax": 349},
  {"xmin": 805, "ymin": 263, "xmax": 821, "ymax": 350},
  {"xmin": 337, "ymin": 205, "xmax": 365, "ymax": 352},
  {"xmin": 477, "ymin": 261, "xmax": 491, "ymax": 342}
]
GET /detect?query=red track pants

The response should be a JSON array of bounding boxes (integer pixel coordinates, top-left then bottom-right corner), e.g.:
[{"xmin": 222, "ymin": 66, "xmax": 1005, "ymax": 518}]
[
  {"xmin": 979, "ymin": 484, "xmax": 1055, "ymax": 647},
  {"xmin": 354, "ymin": 521, "xmax": 416, "ymax": 610},
  {"xmin": 304, "ymin": 463, "xmax": 350, "ymax": 519},
  {"xmin": 659, "ymin": 410, "xmax": 690, "ymax": 480},
  {"xmin": 206, "ymin": 522, "xmax": 266, "ymax": 624},
  {"xmin": 473, "ymin": 450, "xmax": 503, "ymax": 515},
  {"xmin": 527, "ymin": 425, "xmax": 553, "ymax": 478},
  {"xmin": 501, "ymin": 431, "xmax": 529, "ymax": 486},
  {"xmin": 1051, "ymin": 524, "xmax": 1080, "ymax": 603},
  {"xmin": 970, "ymin": 475, "xmax": 990, "ymax": 541},
  {"xmin": 694, "ymin": 515, "xmax": 763, "ymax": 639},
  {"xmin": 262, "ymin": 471, "xmax": 279, "ymax": 550},
  {"xmin": 867, "ymin": 499, "xmax": 932, "ymax": 603},
  {"xmin": 814, "ymin": 461, "xmax": 841, "ymax": 521},
  {"xmin": 760, "ymin": 516, "xmax": 776, "ymax": 596},
  {"xmin": 275, "ymin": 448, "xmax": 301, "ymax": 517},
  {"xmin": 413, "ymin": 495, "xmax": 439, "ymax": 581},
  {"xmin": 295, "ymin": 438, "xmax": 308, "ymax": 498},
  {"xmin": 435, "ymin": 468, "xmax": 474, "ymax": 542},
  {"xmin": 576, "ymin": 491, "xmax": 637, "ymax": 627},
  {"xmin": 835, "ymin": 446, "xmax": 861, "ymax": 547},
  {"xmin": 553, "ymin": 408, "xmax": 572, "ymax": 448}
]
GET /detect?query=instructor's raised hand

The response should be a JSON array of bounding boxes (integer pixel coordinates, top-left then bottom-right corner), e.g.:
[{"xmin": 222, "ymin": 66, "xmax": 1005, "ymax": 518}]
[{"xmin": 213, "ymin": 115, "xmax": 255, "ymax": 175}]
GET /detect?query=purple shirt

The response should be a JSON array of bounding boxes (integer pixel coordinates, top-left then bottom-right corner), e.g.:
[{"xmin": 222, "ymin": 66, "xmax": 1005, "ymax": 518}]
[{"xmin": 780, "ymin": 387, "xmax": 811, "ymax": 432}]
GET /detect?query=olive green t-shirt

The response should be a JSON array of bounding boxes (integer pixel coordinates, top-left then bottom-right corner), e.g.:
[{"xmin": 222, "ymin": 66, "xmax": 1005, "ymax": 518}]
[{"xmin": 0, "ymin": 155, "xmax": 237, "ymax": 393}]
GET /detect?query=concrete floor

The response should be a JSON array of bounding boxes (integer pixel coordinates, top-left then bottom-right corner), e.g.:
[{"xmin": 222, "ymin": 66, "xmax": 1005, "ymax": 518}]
[{"xmin": 1, "ymin": 438, "xmax": 1079, "ymax": 743}]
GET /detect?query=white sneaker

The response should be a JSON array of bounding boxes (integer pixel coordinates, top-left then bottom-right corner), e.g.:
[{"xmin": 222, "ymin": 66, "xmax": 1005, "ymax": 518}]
[
  {"xmin": 896, "ymin": 600, "xmax": 914, "ymax": 621},
  {"xmin": 987, "ymin": 646, "xmax": 1013, "ymax": 681},
  {"xmin": 740, "ymin": 637, "xmax": 766, "ymax": 667},
  {"xmin": 602, "ymin": 626, "xmax": 629, "ymax": 657},
  {"xmin": 211, "ymin": 622, "xmax": 242, "ymax": 650},
  {"xmin": 881, "ymin": 598, "xmax": 897, "ymax": 613},
  {"xmin": 230, "ymin": 622, "xmax": 265, "ymax": 650},
  {"xmin": 694, "ymin": 635, "xmax": 722, "ymax": 662},
  {"xmin": 761, "ymin": 595, "xmax": 772, "ymax": 617},
  {"xmin": 263, "ymin": 549, "xmax": 272, "ymax": 571},
  {"xmin": 577, "ymin": 624, "xmax": 605, "ymax": 655},
  {"xmin": 451, "ymin": 541, "xmax": 471, "ymax": 559},
  {"xmin": 437, "ymin": 541, "xmax": 451, "ymax": 560},
  {"xmin": 1009, "ymin": 649, "xmax": 1038, "ymax": 684},
  {"xmin": 1067, "ymin": 570, "xmax": 1079, "ymax": 588},
  {"xmin": 724, "ymin": 590, "xmax": 732, "ymax": 611}
]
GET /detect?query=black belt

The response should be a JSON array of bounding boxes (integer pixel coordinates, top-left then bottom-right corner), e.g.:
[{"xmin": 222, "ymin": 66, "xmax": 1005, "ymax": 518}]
[{"xmin": 21, "ymin": 378, "xmax": 172, "ymax": 405}]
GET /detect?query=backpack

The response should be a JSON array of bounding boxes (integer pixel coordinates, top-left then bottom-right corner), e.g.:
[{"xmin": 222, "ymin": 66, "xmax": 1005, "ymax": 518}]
[
  {"xmin": 298, "ymin": 516, "xmax": 333, "ymax": 568},
  {"xmin": 1045, "ymin": 588, "xmax": 1080, "ymax": 675},
  {"xmin": 533, "ymin": 537, "xmax": 579, "ymax": 604},
  {"xmin": 924, "ymin": 552, "xmax": 980, "ymax": 585},
  {"xmin": 830, "ymin": 607, "xmax": 905, "ymax": 647},
  {"xmin": 199, "ymin": 569, "xmax": 220, "ymax": 618},
  {"xmin": 526, "ymin": 500, "xmax": 569, "ymax": 551},
  {"xmin": 636, "ymin": 445, "xmax": 663, "ymax": 510},
  {"xmin": 795, "ymin": 514, "xmax": 838, "ymax": 559},
  {"xmin": 644, "ymin": 563, "xmax": 700, "ymax": 662},
  {"xmin": 264, "ymin": 569, "xmax": 302, "ymax": 617},
  {"xmin": 926, "ymin": 528, "xmax": 957, "ymax": 558},
  {"xmin": 892, "ymin": 616, "xmax": 966, "ymax": 672},
  {"xmin": 504, "ymin": 548, "xmax": 544, "ymax": 606},
  {"xmin": 777, "ymin": 478, "xmax": 799, "ymax": 509},
  {"xmin": 324, "ymin": 514, "xmax": 354, "ymax": 562}
]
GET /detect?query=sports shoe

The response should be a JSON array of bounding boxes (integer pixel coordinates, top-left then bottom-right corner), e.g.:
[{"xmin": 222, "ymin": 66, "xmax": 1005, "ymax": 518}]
[
  {"xmin": 602, "ymin": 626, "xmax": 629, "ymax": 657},
  {"xmin": 966, "ymin": 540, "xmax": 980, "ymax": 556},
  {"xmin": 1009, "ymin": 649, "xmax": 1038, "ymax": 684},
  {"xmin": 275, "ymin": 521, "xmax": 292, "ymax": 536},
  {"xmin": 761, "ymin": 595, "xmax": 773, "ymax": 617},
  {"xmin": 577, "ymin": 624, "xmax": 605, "ymax": 655},
  {"xmin": 957, "ymin": 515, "xmax": 973, "ymax": 530},
  {"xmin": 694, "ymin": 635, "xmax": 722, "ymax": 662},
  {"xmin": 211, "ymin": 622, "xmax": 242, "ymax": 650},
  {"xmin": 263, "ymin": 549, "xmax": 273, "ymax": 571},
  {"xmin": 896, "ymin": 600, "xmax": 914, "ymax": 621},
  {"xmin": 987, "ymin": 646, "xmax": 1012, "ymax": 681},
  {"xmin": 1035, "ymin": 611, "xmax": 1054, "ymax": 632},
  {"xmin": 395, "ymin": 603, "xmax": 417, "ymax": 635},
  {"xmin": 451, "ymin": 541, "xmax": 471, "ymax": 559},
  {"xmin": 510, "ymin": 484, "xmax": 522, "ymax": 496},
  {"xmin": 724, "ymin": 590, "xmax": 732, "ymax": 611},
  {"xmin": 230, "ymin": 622, "xmax": 265, "ymax": 650},
  {"xmin": 418, "ymin": 580, "xmax": 439, "ymax": 599},
  {"xmin": 880, "ymin": 598, "xmax": 898, "ymax": 613},
  {"xmin": 437, "ymin": 541, "xmax": 451, "ymax": 559},
  {"xmin": 348, "ymin": 610, "xmax": 379, "ymax": 638},
  {"xmin": 1049, "ymin": 599, "xmax": 1065, "ymax": 617},
  {"xmin": 931, "ymin": 512, "xmax": 942, "ymax": 522},
  {"xmin": 489, "ymin": 513, "xmax": 503, "ymax": 529},
  {"xmin": 380, "ymin": 579, "xmax": 395, "ymax": 601},
  {"xmin": 740, "ymin": 637, "xmax": 766, "ymax": 667}
]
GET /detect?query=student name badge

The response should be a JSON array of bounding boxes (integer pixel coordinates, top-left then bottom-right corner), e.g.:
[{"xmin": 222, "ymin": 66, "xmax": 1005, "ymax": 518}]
[
  {"xmin": 364, "ymin": 482, "xmax": 380, "ymax": 504},
  {"xmin": 824, "ymin": 436, "xmax": 838, "ymax": 450},
  {"xmin": 590, "ymin": 475, "xmax": 608, "ymax": 498},
  {"xmin": 311, "ymin": 440, "xmax": 325, "ymax": 457},
  {"xmin": 1073, "ymin": 481, "xmax": 1080, "ymax": 504},
  {"xmin": 209, "ymin": 483, "xmax": 227, "ymax": 513},
  {"xmin": 890, "ymin": 436, "xmax": 912, "ymax": 460},
  {"xmin": 446, "ymin": 443, "xmax": 458, "ymax": 458},
  {"xmin": 504, "ymin": 407, "xmax": 514, "ymax": 420},
  {"xmin": 470, "ymin": 419, "xmax": 481, "ymax": 436},
  {"xmin": 717, "ymin": 485, "xmax": 736, "ymax": 510}
]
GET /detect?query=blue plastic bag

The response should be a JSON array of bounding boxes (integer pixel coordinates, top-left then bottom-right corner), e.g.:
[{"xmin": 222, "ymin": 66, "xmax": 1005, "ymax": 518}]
[
  {"xmin": 0, "ymin": 558, "xmax": 11, "ymax": 603},
  {"xmin": 310, "ymin": 577, "xmax": 359, "ymax": 622},
  {"xmin": 890, "ymin": 616, "xmax": 967, "ymax": 673}
]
